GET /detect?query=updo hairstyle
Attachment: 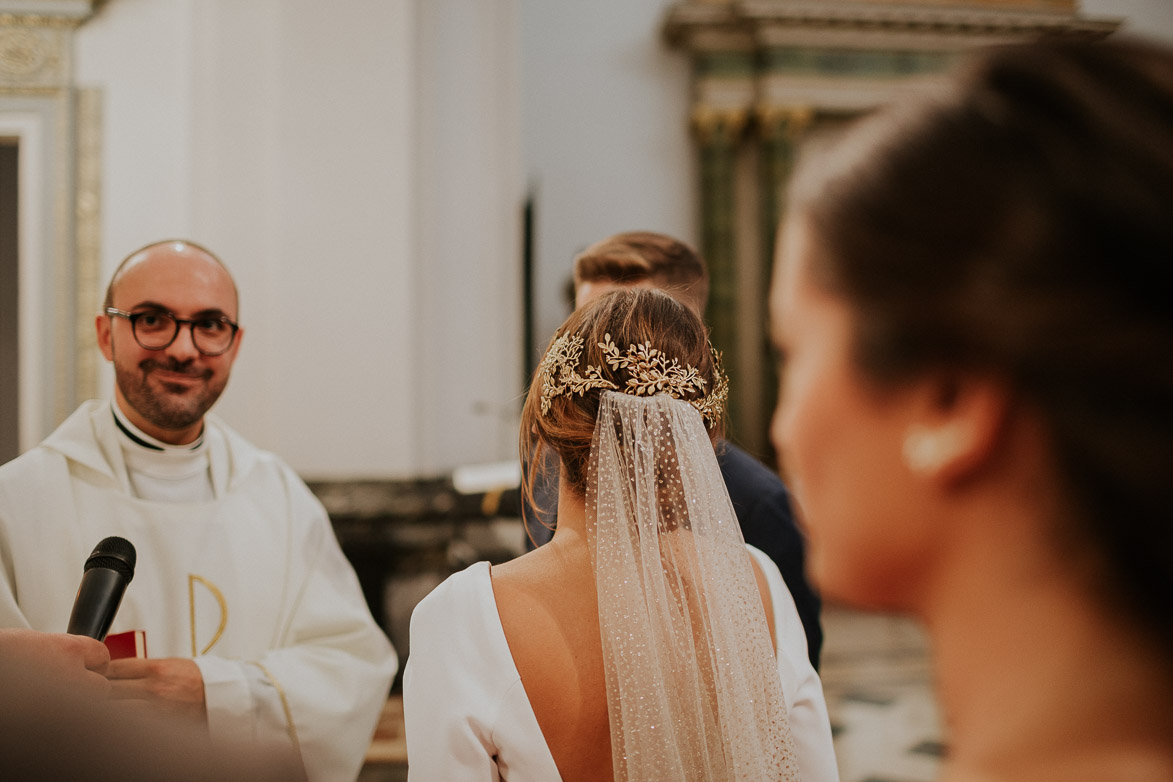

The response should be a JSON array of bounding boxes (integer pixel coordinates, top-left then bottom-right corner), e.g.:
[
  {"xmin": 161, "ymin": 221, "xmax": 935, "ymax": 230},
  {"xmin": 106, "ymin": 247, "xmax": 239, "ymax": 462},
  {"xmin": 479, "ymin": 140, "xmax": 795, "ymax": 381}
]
[{"xmin": 520, "ymin": 288, "xmax": 725, "ymax": 508}]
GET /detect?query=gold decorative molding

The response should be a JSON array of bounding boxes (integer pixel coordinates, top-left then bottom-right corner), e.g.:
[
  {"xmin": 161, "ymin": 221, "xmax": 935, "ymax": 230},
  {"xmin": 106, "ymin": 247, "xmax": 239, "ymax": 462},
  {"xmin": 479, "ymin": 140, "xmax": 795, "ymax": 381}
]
[
  {"xmin": 0, "ymin": 13, "xmax": 84, "ymax": 30},
  {"xmin": 0, "ymin": 23, "xmax": 65, "ymax": 90},
  {"xmin": 0, "ymin": 84, "xmax": 56, "ymax": 94},
  {"xmin": 75, "ymin": 86, "xmax": 101, "ymax": 401},
  {"xmin": 50, "ymin": 87, "xmax": 69, "ymax": 424},
  {"xmin": 667, "ymin": 0, "xmax": 1119, "ymax": 44},
  {"xmin": 756, "ymin": 104, "xmax": 814, "ymax": 139},
  {"xmin": 0, "ymin": 1, "xmax": 102, "ymax": 90},
  {"xmin": 0, "ymin": 0, "xmax": 104, "ymax": 26},
  {"xmin": 804, "ymin": 0, "xmax": 1074, "ymax": 9},
  {"xmin": 691, "ymin": 105, "xmax": 750, "ymax": 144},
  {"xmin": 740, "ymin": 5, "xmax": 1114, "ymax": 37},
  {"xmin": 0, "ymin": 26, "xmax": 47, "ymax": 72}
]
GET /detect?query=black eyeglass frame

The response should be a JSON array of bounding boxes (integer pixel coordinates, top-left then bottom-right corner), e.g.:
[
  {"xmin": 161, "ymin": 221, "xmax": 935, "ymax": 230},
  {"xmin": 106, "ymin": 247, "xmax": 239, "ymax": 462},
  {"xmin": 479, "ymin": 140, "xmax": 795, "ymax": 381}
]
[{"xmin": 105, "ymin": 307, "xmax": 240, "ymax": 356}]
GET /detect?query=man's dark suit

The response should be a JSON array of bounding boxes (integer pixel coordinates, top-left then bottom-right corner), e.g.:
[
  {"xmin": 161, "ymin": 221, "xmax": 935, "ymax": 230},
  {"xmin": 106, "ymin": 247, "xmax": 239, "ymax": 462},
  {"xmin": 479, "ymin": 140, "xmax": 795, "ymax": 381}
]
[{"xmin": 522, "ymin": 441, "xmax": 823, "ymax": 668}]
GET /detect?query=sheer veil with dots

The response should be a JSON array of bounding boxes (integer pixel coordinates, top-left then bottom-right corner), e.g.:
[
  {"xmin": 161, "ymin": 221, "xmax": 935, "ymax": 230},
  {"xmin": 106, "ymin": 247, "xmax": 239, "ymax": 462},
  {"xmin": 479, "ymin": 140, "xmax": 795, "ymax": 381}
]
[{"xmin": 588, "ymin": 391, "xmax": 799, "ymax": 780}]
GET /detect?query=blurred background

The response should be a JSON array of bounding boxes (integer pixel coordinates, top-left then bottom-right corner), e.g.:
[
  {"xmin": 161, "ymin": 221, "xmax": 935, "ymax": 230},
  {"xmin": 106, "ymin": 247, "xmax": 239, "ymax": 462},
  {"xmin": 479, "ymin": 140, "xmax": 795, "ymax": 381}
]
[{"xmin": 3, "ymin": 1, "xmax": 1171, "ymax": 779}]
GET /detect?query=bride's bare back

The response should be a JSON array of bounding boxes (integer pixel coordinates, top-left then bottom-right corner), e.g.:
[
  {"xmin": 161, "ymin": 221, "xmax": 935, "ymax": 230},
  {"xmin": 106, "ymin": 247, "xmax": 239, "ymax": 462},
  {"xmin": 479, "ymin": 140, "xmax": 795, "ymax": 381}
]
[
  {"xmin": 492, "ymin": 538, "xmax": 612, "ymax": 782},
  {"xmin": 491, "ymin": 490, "xmax": 778, "ymax": 782}
]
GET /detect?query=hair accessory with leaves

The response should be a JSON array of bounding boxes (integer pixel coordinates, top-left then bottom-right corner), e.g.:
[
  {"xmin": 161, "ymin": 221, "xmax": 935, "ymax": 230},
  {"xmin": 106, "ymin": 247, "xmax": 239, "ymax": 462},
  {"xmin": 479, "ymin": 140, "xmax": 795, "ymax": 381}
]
[{"xmin": 539, "ymin": 331, "xmax": 728, "ymax": 425}]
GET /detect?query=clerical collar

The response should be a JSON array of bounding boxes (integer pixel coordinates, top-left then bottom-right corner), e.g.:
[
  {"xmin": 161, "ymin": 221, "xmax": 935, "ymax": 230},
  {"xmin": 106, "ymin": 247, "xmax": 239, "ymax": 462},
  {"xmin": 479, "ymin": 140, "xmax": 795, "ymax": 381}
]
[{"xmin": 112, "ymin": 402, "xmax": 205, "ymax": 453}]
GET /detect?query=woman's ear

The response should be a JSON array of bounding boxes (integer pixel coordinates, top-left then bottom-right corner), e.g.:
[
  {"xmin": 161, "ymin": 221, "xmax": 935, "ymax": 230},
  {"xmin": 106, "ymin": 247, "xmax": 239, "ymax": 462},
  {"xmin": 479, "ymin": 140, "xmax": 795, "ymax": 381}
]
[{"xmin": 901, "ymin": 373, "xmax": 1012, "ymax": 485}]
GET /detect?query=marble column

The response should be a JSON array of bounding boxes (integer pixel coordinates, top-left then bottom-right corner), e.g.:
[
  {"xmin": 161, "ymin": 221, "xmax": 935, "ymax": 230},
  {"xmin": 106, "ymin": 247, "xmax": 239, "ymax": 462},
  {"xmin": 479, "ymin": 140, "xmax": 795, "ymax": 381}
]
[
  {"xmin": 693, "ymin": 103, "xmax": 748, "ymax": 430},
  {"xmin": 756, "ymin": 104, "xmax": 812, "ymax": 443}
]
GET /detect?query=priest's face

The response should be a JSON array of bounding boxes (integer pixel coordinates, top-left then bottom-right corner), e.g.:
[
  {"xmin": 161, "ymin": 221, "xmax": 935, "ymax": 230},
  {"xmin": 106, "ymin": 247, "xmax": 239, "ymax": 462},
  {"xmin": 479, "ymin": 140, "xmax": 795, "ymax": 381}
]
[{"xmin": 96, "ymin": 242, "xmax": 244, "ymax": 445}]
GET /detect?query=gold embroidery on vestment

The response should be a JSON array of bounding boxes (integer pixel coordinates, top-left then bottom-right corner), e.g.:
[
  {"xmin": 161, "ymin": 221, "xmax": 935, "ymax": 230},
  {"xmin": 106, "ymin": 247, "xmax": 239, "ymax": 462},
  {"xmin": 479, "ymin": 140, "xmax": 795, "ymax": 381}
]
[
  {"xmin": 252, "ymin": 661, "xmax": 303, "ymax": 755},
  {"xmin": 188, "ymin": 574, "xmax": 228, "ymax": 656}
]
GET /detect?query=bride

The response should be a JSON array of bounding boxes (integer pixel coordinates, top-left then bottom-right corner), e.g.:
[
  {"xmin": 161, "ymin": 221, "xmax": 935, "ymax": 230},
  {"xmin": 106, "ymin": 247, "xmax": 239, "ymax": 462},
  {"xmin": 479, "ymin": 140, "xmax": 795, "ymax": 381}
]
[{"xmin": 403, "ymin": 288, "xmax": 838, "ymax": 780}]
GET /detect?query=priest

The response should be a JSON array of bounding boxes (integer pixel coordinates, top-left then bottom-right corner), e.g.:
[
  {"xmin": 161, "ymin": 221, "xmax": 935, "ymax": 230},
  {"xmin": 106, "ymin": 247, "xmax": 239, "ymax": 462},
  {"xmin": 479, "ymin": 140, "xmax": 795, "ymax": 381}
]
[{"xmin": 0, "ymin": 240, "xmax": 397, "ymax": 781}]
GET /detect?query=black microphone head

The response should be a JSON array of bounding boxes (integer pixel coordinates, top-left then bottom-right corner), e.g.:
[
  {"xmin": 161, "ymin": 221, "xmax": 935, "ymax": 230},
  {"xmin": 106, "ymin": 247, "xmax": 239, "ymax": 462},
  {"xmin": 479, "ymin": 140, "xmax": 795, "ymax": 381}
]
[{"xmin": 84, "ymin": 536, "xmax": 136, "ymax": 582}]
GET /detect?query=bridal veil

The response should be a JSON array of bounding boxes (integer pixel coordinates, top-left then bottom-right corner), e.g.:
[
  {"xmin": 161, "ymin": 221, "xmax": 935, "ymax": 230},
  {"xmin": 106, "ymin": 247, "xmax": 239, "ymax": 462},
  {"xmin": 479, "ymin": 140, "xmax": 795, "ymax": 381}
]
[{"xmin": 588, "ymin": 391, "xmax": 800, "ymax": 781}]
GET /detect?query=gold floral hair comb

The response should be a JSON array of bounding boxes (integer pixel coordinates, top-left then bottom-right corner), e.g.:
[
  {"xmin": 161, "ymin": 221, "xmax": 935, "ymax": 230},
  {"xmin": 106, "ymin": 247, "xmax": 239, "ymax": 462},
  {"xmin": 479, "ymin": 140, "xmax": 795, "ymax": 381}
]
[{"xmin": 538, "ymin": 332, "xmax": 729, "ymax": 425}]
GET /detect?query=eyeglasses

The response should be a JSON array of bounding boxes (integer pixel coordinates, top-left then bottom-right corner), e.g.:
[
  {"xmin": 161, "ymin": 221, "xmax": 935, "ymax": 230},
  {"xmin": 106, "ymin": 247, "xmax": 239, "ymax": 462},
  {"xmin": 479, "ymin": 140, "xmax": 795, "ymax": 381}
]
[{"xmin": 105, "ymin": 307, "xmax": 240, "ymax": 356}]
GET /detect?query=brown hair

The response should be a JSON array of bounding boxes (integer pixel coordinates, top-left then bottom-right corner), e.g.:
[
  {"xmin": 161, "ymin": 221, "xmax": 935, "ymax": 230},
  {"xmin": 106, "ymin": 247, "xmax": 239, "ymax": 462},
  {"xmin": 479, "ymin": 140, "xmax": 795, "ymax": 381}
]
[
  {"xmin": 520, "ymin": 288, "xmax": 725, "ymax": 511},
  {"xmin": 787, "ymin": 39, "xmax": 1173, "ymax": 650},
  {"xmin": 573, "ymin": 232, "xmax": 709, "ymax": 314}
]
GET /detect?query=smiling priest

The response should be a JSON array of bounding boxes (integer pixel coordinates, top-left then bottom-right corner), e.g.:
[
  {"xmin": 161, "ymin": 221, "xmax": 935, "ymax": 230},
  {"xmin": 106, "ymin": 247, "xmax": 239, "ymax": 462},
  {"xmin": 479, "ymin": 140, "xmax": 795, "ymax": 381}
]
[{"xmin": 0, "ymin": 240, "xmax": 397, "ymax": 781}]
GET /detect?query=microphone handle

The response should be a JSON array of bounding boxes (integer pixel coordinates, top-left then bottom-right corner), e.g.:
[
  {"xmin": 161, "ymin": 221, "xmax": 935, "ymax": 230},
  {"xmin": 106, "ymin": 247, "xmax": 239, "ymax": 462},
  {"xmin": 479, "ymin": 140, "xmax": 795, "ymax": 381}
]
[{"xmin": 66, "ymin": 567, "xmax": 129, "ymax": 641}]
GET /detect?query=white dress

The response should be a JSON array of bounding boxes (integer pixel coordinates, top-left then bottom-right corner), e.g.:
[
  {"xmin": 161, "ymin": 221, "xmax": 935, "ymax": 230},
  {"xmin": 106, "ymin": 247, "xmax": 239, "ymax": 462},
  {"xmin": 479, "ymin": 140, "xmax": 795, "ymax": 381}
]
[
  {"xmin": 403, "ymin": 546, "xmax": 839, "ymax": 781},
  {"xmin": 0, "ymin": 400, "xmax": 398, "ymax": 782}
]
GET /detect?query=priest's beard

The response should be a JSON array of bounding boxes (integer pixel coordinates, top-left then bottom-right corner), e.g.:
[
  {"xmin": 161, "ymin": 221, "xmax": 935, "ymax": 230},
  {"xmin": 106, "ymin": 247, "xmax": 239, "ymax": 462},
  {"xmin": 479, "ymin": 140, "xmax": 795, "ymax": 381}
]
[{"xmin": 115, "ymin": 355, "xmax": 227, "ymax": 433}]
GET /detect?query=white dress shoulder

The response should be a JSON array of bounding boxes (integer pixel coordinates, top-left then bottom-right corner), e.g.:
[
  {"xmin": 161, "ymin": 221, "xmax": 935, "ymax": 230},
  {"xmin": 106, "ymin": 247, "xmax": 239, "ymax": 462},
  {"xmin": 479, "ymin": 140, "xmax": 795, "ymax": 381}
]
[
  {"xmin": 403, "ymin": 560, "xmax": 560, "ymax": 780},
  {"xmin": 403, "ymin": 546, "xmax": 839, "ymax": 781}
]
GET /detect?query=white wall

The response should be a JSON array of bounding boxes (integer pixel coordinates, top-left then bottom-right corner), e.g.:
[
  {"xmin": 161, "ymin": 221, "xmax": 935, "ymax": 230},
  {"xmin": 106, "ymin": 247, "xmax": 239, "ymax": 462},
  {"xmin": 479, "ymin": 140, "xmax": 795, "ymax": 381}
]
[
  {"xmin": 1081, "ymin": 0, "xmax": 1173, "ymax": 40},
  {"xmin": 520, "ymin": 0, "xmax": 694, "ymax": 354},
  {"xmin": 75, "ymin": 0, "xmax": 522, "ymax": 478},
  {"xmin": 62, "ymin": 0, "xmax": 1173, "ymax": 479},
  {"xmin": 76, "ymin": 0, "xmax": 196, "ymax": 248},
  {"xmin": 415, "ymin": 0, "xmax": 524, "ymax": 475},
  {"xmin": 519, "ymin": 0, "xmax": 1173, "ymax": 357}
]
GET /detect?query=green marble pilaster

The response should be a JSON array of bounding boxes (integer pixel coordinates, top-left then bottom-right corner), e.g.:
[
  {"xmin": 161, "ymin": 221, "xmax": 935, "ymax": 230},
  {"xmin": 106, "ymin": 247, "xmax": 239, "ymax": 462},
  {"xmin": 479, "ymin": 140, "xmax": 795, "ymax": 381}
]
[
  {"xmin": 758, "ymin": 106, "xmax": 812, "ymax": 281},
  {"xmin": 693, "ymin": 105, "xmax": 747, "ymax": 435},
  {"xmin": 761, "ymin": 46, "xmax": 955, "ymax": 79},
  {"xmin": 756, "ymin": 106, "xmax": 812, "ymax": 456}
]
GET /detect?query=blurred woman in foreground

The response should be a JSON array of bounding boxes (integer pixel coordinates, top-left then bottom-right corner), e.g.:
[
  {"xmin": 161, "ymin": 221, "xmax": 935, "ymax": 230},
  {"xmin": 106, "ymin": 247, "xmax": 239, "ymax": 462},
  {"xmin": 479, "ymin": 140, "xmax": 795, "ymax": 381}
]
[{"xmin": 771, "ymin": 38, "xmax": 1173, "ymax": 782}]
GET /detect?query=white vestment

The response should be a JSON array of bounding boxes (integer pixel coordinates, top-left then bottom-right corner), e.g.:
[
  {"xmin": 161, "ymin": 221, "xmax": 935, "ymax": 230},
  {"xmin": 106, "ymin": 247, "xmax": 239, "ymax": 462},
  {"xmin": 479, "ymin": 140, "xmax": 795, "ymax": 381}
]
[{"xmin": 0, "ymin": 400, "xmax": 398, "ymax": 782}]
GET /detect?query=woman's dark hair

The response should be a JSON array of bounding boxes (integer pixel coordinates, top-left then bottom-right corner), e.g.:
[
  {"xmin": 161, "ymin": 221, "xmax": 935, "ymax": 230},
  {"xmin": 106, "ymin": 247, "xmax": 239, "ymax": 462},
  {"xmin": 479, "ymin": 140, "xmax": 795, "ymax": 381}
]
[
  {"xmin": 787, "ymin": 38, "xmax": 1173, "ymax": 649},
  {"xmin": 520, "ymin": 288, "xmax": 725, "ymax": 509}
]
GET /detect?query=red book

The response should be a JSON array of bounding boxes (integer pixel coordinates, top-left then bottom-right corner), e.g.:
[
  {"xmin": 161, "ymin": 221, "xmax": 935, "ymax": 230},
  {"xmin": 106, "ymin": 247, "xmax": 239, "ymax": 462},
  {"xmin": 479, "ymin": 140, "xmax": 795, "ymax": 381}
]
[{"xmin": 104, "ymin": 629, "xmax": 147, "ymax": 660}]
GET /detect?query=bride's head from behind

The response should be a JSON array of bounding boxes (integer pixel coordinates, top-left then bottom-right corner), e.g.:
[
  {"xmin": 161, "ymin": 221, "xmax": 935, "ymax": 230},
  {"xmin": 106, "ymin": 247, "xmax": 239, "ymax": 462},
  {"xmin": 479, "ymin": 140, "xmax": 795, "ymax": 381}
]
[{"xmin": 521, "ymin": 288, "xmax": 727, "ymax": 504}]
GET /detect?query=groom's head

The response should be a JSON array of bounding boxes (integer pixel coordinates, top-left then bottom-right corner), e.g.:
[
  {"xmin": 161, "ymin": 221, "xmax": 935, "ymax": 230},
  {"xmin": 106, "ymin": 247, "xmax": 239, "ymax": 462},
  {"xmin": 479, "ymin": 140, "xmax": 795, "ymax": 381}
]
[{"xmin": 572, "ymin": 231, "xmax": 708, "ymax": 316}]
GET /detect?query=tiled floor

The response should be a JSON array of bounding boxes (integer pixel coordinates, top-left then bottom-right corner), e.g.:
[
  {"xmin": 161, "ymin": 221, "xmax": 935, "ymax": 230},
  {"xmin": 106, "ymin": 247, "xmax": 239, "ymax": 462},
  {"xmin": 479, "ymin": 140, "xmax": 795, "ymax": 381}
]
[
  {"xmin": 820, "ymin": 605, "xmax": 944, "ymax": 782},
  {"xmin": 360, "ymin": 603, "xmax": 945, "ymax": 781},
  {"xmin": 359, "ymin": 760, "xmax": 408, "ymax": 782}
]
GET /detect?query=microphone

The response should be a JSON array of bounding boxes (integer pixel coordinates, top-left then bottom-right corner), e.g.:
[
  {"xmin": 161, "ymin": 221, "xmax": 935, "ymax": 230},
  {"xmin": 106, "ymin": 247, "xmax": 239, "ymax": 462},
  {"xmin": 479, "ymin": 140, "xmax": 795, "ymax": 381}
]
[{"xmin": 67, "ymin": 536, "xmax": 137, "ymax": 641}]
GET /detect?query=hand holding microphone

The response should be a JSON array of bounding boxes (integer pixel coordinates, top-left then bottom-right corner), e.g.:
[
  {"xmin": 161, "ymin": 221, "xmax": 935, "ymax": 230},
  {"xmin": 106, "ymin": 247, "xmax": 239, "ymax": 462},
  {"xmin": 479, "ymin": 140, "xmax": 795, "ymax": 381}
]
[
  {"xmin": 67, "ymin": 536, "xmax": 136, "ymax": 641},
  {"xmin": 0, "ymin": 538, "xmax": 132, "ymax": 706},
  {"xmin": 63, "ymin": 538, "xmax": 207, "ymax": 720},
  {"xmin": 0, "ymin": 627, "xmax": 112, "ymax": 699}
]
